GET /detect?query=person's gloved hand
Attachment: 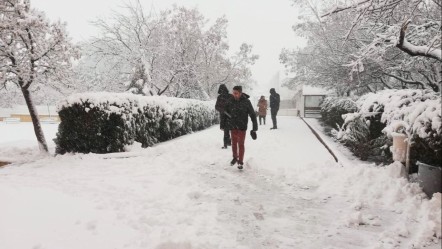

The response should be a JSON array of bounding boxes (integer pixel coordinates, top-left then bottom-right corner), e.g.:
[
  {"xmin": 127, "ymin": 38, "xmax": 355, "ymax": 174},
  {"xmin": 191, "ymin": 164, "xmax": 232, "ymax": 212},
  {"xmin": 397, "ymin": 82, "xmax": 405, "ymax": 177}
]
[{"xmin": 250, "ymin": 130, "xmax": 257, "ymax": 140}]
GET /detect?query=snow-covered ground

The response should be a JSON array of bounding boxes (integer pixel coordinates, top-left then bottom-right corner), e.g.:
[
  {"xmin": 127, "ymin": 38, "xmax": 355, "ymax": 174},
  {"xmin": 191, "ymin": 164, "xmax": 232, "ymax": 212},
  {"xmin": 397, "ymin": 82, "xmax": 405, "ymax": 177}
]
[
  {"xmin": 0, "ymin": 122, "xmax": 59, "ymax": 163},
  {"xmin": 0, "ymin": 117, "xmax": 440, "ymax": 249}
]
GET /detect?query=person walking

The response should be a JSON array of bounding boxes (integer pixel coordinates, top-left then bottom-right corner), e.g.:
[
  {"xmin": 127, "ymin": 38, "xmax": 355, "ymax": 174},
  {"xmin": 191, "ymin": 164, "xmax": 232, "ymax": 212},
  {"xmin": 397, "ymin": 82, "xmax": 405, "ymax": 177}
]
[
  {"xmin": 222, "ymin": 86, "xmax": 258, "ymax": 169},
  {"xmin": 269, "ymin": 88, "xmax": 280, "ymax": 130},
  {"xmin": 215, "ymin": 84, "xmax": 231, "ymax": 149},
  {"xmin": 257, "ymin": 96, "xmax": 267, "ymax": 125}
]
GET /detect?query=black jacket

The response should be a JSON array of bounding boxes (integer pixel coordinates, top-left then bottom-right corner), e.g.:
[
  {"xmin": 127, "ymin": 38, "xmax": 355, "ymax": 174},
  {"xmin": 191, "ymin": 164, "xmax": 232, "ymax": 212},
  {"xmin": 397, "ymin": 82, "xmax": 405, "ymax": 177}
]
[
  {"xmin": 215, "ymin": 84, "xmax": 231, "ymax": 129},
  {"xmin": 222, "ymin": 93, "xmax": 258, "ymax": 131},
  {"xmin": 270, "ymin": 88, "xmax": 280, "ymax": 110},
  {"xmin": 215, "ymin": 84, "xmax": 230, "ymax": 113}
]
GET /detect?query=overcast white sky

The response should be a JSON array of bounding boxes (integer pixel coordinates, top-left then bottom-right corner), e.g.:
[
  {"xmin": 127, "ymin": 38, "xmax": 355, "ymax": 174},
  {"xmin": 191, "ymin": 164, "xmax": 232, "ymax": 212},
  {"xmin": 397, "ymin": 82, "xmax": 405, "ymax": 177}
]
[{"xmin": 32, "ymin": 0, "xmax": 306, "ymax": 92}]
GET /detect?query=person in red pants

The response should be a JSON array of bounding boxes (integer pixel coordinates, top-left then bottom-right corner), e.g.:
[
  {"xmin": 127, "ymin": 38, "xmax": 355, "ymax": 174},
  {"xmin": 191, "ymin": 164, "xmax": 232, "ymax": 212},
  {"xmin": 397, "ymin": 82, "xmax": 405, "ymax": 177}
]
[{"xmin": 221, "ymin": 86, "xmax": 258, "ymax": 169}]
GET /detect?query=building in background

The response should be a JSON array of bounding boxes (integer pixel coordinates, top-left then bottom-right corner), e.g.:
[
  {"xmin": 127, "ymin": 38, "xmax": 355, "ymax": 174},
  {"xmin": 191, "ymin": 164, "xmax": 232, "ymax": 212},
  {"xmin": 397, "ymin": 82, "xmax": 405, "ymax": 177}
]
[
  {"xmin": 0, "ymin": 108, "xmax": 12, "ymax": 122},
  {"xmin": 1, "ymin": 105, "xmax": 59, "ymax": 123},
  {"xmin": 294, "ymin": 85, "xmax": 330, "ymax": 118}
]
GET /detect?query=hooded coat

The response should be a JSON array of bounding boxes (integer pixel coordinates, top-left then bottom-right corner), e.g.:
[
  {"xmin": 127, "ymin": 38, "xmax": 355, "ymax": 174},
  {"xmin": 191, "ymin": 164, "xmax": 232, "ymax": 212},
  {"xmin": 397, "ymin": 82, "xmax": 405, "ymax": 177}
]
[
  {"xmin": 222, "ymin": 93, "xmax": 258, "ymax": 131},
  {"xmin": 269, "ymin": 88, "xmax": 280, "ymax": 110},
  {"xmin": 215, "ymin": 84, "xmax": 230, "ymax": 113},
  {"xmin": 215, "ymin": 84, "xmax": 230, "ymax": 129}
]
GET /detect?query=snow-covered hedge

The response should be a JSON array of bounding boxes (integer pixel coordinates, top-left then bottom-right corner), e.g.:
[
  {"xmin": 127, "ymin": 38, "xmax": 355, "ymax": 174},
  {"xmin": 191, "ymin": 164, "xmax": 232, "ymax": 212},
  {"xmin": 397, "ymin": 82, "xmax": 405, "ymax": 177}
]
[
  {"xmin": 333, "ymin": 113, "xmax": 392, "ymax": 161},
  {"xmin": 336, "ymin": 89, "xmax": 441, "ymax": 166},
  {"xmin": 357, "ymin": 89, "xmax": 439, "ymax": 139},
  {"xmin": 320, "ymin": 97, "xmax": 358, "ymax": 128},
  {"xmin": 387, "ymin": 99, "xmax": 441, "ymax": 166},
  {"xmin": 357, "ymin": 89, "xmax": 438, "ymax": 126},
  {"xmin": 55, "ymin": 93, "xmax": 219, "ymax": 154}
]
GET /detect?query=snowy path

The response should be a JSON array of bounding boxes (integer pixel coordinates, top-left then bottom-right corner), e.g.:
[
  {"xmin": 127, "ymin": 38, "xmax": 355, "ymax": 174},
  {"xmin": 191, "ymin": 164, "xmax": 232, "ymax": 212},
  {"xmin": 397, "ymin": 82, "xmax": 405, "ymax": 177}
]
[{"xmin": 0, "ymin": 117, "xmax": 440, "ymax": 249}]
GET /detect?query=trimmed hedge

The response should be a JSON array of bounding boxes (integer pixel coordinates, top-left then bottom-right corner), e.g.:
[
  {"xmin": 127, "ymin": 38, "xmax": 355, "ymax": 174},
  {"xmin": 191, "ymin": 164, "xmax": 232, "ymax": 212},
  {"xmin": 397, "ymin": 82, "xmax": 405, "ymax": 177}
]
[
  {"xmin": 55, "ymin": 93, "xmax": 219, "ymax": 154},
  {"xmin": 320, "ymin": 97, "xmax": 358, "ymax": 128}
]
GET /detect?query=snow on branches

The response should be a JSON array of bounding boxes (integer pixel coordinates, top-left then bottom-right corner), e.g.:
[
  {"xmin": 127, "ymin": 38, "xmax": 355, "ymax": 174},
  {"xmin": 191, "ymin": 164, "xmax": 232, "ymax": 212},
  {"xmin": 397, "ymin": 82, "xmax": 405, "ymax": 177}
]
[
  {"xmin": 357, "ymin": 89, "xmax": 439, "ymax": 129},
  {"xmin": 0, "ymin": 0, "xmax": 79, "ymax": 89},
  {"xmin": 322, "ymin": 0, "xmax": 442, "ymax": 68},
  {"xmin": 0, "ymin": 0, "xmax": 79, "ymax": 151},
  {"xmin": 284, "ymin": 0, "xmax": 441, "ymax": 95},
  {"xmin": 76, "ymin": 2, "xmax": 258, "ymax": 100},
  {"xmin": 329, "ymin": 89, "xmax": 441, "ymax": 165}
]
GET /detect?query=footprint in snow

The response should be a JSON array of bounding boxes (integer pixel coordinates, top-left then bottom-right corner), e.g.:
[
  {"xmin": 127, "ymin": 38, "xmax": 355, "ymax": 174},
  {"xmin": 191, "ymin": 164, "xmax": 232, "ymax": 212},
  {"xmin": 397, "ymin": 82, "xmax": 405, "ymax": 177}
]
[
  {"xmin": 86, "ymin": 220, "xmax": 97, "ymax": 230},
  {"xmin": 233, "ymin": 197, "xmax": 241, "ymax": 205},
  {"xmin": 253, "ymin": 212, "xmax": 265, "ymax": 220},
  {"xmin": 187, "ymin": 191, "xmax": 202, "ymax": 200}
]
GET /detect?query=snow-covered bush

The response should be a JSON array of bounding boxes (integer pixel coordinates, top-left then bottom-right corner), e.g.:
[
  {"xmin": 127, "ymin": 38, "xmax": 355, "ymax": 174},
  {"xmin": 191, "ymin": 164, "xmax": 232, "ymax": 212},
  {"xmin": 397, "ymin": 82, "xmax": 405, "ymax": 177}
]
[
  {"xmin": 385, "ymin": 99, "xmax": 442, "ymax": 166},
  {"xmin": 359, "ymin": 89, "xmax": 441, "ymax": 166},
  {"xmin": 55, "ymin": 93, "xmax": 218, "ymax": 154},
  {"xmin": 335, "ymin": 113, "xmax": 370, "ymax": 143},
  {"xmin": 358, "ymin": 89, "xmax": 438, "ymax": 125},
  {"xmin": 358, "ymin": 89, "xmax": 438, "ymax": 139},
  {"xmin": 336, "ymin": 89, "xmax": 441, "ymax": 166},
  {"xmin": 333, "ymin": 113, "xmax": 392, "ymax": 161},
  {"xmin": 320, "ymin": 97, "xmax": 358, "ymax": 128}
]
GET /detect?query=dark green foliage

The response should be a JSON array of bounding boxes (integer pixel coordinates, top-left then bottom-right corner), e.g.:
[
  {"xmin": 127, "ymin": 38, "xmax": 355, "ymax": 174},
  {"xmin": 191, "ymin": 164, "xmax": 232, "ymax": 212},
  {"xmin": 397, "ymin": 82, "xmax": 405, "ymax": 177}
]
[
  {"xmin": 365, "ymin": 114, "xmax": 385, "ymax": 139},
  {"xmin": 55, "ymin": 96, "xmax": 218, "ymax": 154},
  {"xmin": 320, "ymin": 97, "xmax": 358, "ymax": 128},
  {"xmin": 342, "ymin": 134, "xmax": 393, "ymax": 164},
  {"xmin": 55, "ymin": 103, "xmax": 132, "ymax": 154},
  {"xmin": 331, "ymin": 90, "xmax": 441, "ymax": 167},
  {"xmin": 411, "ymin": 134, "xmax": 442, "ymax": 169}
]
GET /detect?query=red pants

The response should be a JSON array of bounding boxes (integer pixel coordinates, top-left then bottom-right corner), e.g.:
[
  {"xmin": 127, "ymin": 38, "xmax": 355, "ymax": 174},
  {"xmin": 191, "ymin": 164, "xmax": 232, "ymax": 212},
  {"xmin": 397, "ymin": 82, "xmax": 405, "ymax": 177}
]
[{"xmin": 231, "ymin": 129, "xmax": 246, "ymax": 162}]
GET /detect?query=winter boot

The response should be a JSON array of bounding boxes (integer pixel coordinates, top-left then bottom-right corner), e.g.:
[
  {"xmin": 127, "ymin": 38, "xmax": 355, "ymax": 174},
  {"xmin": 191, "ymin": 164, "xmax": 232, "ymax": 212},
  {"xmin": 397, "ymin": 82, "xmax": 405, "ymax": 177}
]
[
  {"xmin": 230, "ymin": 157, "xmax": 237, "ymax": 166},
  {"xmin": 237, "ymin": 161, "xmax": 244, "ymax": 170}
]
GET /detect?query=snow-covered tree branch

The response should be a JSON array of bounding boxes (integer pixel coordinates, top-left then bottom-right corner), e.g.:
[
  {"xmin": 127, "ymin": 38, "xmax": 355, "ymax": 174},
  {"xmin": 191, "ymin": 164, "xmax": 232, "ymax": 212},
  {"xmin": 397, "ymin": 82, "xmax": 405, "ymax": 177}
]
[
  {"xmin": 74, "ymin": 2, "xmax": 258, "ymax": 100},
  {"xmin": 396, "ymin": 20, "xmax": 442, "ymax": 61},
  {"xmin": 0, "ymin": 0, "xmax": 79, "ymax": 151},
  {"xmin": 282, "ymin": 0, "xmax": 441, "ymax": 95}
]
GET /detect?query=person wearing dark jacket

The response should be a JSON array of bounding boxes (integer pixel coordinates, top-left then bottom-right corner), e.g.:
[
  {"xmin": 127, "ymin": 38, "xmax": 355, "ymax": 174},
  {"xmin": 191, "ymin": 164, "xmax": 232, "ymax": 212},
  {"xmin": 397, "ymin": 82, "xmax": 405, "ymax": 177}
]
[
  {"xmin": 221, "ymin": 85, "xmax": 258, "ymax": 169},
  {"xmin": 215, "ymin": 84, "xmax": 231, "ymax": 149},
  {"xmin": 269, "ymin": 88, "xmax": 280, "ymax": 130}
]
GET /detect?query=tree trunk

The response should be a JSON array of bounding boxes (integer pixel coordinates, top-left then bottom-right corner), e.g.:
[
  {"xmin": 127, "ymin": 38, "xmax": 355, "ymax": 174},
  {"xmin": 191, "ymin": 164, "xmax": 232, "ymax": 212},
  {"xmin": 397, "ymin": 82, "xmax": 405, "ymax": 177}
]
[{"xmin": 21, "ymin": 87, "xmax": 49, "ymax": 152}]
